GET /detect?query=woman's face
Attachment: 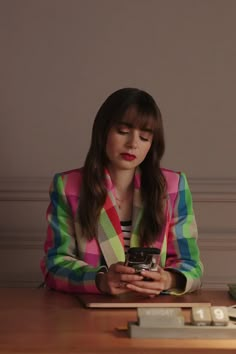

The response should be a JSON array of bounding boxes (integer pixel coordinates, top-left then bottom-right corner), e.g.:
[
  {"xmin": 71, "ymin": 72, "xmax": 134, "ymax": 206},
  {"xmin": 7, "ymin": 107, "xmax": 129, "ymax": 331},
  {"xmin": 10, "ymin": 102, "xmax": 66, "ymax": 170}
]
[{"xmin": 105, "ymin": 107, "xmax": 153, "ymax": 173}]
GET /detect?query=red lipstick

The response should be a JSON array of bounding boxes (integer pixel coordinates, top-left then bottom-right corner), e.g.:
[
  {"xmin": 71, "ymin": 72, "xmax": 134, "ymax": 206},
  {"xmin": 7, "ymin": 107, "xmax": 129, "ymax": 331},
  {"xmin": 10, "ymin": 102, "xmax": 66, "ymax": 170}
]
[{"xmin": 120, "ymin": 153, "xmax": 136, "ymax": 161}]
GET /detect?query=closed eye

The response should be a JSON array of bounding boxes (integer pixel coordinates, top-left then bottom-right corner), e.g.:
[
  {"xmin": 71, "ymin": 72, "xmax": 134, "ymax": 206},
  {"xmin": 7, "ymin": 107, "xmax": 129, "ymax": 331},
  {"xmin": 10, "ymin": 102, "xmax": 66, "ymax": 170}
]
[
  {"xmin": 139, "ymin": 132, "xmax": 153, "ymax": 142},
  {"xmin": 140, "ymin": 136, "xmax": 150, "ymax": 142},
  {"xmin": 116, "ymin": 124, "xmax": 153, "ymax": 142},
  {"xmin": 118, "ymin": 128, "xmax": 129, "ymax": 135}
]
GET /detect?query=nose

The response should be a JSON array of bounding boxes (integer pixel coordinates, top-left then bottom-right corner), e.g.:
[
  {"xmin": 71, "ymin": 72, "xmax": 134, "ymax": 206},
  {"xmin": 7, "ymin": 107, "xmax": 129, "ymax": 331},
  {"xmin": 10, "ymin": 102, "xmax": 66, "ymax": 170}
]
[{"xmin": 127, "ymin": 131, "xmax": 138, "ymax": 149}]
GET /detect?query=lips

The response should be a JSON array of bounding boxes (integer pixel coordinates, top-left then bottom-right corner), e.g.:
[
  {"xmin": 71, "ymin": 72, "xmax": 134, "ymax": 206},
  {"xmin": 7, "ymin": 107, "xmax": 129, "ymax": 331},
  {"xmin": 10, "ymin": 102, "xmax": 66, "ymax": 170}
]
[{"xmin": 120, "ymin": 153, "xmax": 136, "ymax": 161}]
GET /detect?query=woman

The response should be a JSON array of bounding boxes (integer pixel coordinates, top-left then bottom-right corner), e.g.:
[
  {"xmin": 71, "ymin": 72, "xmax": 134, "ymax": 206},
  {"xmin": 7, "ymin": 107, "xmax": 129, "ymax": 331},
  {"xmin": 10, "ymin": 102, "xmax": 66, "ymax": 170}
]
[{"xmin": 41, "ymin": 87, "xmax": 203, "ymax": 296}]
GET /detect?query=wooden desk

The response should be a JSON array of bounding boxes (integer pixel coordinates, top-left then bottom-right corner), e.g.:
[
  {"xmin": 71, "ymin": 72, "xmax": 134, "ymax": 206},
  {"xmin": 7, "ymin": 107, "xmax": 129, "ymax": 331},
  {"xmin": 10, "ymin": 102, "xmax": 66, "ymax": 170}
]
[{"xmin": 0, "ymin": 288, "xmax": 236, "ymax": 354}]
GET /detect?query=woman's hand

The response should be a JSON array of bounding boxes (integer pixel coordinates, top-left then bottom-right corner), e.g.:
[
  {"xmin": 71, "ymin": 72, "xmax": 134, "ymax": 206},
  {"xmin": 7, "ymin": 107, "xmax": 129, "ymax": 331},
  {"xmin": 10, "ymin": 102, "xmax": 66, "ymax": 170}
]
[
  {"xmin": 125, "ymin": 268, "xmax": 181, "ymax": 297},
  {"xmin": 96, "ymin": 262, "xmax": 143, "ymax": 295}
]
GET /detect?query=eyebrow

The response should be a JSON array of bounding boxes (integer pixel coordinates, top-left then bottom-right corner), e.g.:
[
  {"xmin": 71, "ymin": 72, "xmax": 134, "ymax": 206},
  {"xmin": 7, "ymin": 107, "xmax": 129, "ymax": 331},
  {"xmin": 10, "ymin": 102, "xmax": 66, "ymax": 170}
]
[{"xmin": 118, "ymin": 121, "xmax": 153, "ymax": 133}]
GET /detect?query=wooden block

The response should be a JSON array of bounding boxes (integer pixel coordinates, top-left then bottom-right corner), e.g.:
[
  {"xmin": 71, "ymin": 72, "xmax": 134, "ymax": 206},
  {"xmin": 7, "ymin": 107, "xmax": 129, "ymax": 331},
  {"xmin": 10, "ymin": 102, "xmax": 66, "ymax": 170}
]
[
  {"xmin": 139, "ymin": 315, "xmax": 184, "ymax": 328},
  {"xmin": 191, "ymin": 306, "xmax": 212, "ymax": 326},
  {"xmin": 137, "ymin": 307, "xmax": 184, "ymax": 328},
  {"xmin": 137, "ymin": 307, "xmax": 181, "ymax": 317},
  {"xmin": 210, "ymin": 306, "xmax": 229, "ymax": 326},
  {"xmin": 128, "ymin": 321, "xmax": 236, "ymax": 339}
]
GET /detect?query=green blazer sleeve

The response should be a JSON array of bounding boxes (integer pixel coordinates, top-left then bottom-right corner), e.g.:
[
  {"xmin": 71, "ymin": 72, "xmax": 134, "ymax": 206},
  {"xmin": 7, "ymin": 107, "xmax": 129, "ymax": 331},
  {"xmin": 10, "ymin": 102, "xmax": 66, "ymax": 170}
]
[
  {"xmin": 41, "ymin": 173, "xmax": 106, "ymax": 294},
  {"xmin": 163, "ymin": 172, "xmax": 203, "ymax": 294}
]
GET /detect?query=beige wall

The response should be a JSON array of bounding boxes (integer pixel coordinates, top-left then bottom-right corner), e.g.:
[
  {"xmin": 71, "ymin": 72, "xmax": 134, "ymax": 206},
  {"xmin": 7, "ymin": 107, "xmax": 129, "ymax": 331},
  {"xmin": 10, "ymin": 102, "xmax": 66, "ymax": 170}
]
[{"xmin": 0, "ymin": 0, "xmax": 236, "ymax": 288}]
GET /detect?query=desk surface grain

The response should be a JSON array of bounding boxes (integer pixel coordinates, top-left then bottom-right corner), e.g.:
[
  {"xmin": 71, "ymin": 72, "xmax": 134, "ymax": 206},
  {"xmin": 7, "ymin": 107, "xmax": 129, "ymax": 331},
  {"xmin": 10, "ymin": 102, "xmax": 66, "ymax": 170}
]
[{"xmin": 0, "ymin": 288, "xmax": 236, "ymax": 354}]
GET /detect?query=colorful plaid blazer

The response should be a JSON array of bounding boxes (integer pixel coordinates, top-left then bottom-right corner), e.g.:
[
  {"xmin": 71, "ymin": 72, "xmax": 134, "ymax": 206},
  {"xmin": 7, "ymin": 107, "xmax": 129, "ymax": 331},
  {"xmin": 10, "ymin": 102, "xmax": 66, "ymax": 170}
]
[{"xmin": 40, "ymin": 167, "xmax": 203, "ymax": 294}]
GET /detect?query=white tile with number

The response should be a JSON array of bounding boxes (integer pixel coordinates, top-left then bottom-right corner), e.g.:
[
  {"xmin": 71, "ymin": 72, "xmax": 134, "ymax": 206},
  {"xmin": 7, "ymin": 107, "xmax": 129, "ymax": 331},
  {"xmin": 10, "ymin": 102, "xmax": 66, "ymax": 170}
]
[
  {"xmin": 210, "ymin": 306, "xmax": 229, "ymax": 326},
  {"xmin": 192, "ymin": 306, "xmax": 212, "ymax": 326}
]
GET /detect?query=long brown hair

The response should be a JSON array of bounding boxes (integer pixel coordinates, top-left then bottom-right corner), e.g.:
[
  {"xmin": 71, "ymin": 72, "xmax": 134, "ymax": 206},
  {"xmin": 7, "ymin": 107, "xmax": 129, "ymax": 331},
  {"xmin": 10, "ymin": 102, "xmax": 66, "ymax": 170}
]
[{"xmin": 78, "ymin": 88, "xmax": 166, "ymax": 246}]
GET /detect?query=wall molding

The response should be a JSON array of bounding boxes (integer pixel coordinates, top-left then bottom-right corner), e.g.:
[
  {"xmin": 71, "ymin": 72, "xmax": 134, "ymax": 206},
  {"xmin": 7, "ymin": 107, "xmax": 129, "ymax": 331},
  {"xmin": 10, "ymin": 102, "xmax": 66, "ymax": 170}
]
[
  {"xmin": 189, "ymin": 177, "xmax": 236, "ymax": 202},
  {"xmin": 201, "ymin": 278, "xmax": 231, "ymax": 290},
  {"xmin": 0, "ymin": 280, "xmax": 230, "ymax": 289},
  {"xmin": 1, "ymin": 230, "xmax": 236, "ymax": 250},
  {"xmin": 0, "ymin": 177, "xmax": 236, "ymax": 202},
  {"xmin": 0, "ymin": 232, "xmax": 44, "ymax": 249},
  {"xmin": 0, "ymin": 281, "xmax": 42, "ymax": 288},
  {"xmin": 198, "ymin": 232, "xmax": 236, "ymax": 250},
  {"xmin": 0, "ymin": 177, "xmax": 49, "ymax": 201}
]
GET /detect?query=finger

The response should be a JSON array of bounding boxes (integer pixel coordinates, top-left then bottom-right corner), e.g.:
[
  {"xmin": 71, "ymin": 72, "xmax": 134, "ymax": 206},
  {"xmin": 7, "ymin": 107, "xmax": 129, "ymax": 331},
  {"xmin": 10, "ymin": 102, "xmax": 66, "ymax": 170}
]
[
  {"xmin": 113, "ymin": 263, "xmax": 136, "ymax": 274},
  {"xmin": 129, "ymin": 280, "xmax": 164, "ymax": 292},
  {"xmin": 106, "ymin": 270, "xmax": 142, "ymax": 287},
  {"xmin": 140, "ymin": 269, "xmax": 162, "ymax": 281},
  {"xmin": 110, "ymin": 283, "xmax": 131, "ymax": 295},
  {"xmin": 158, "ymin": 267, "xmax": 166, "ymax": 276},
  {"xmin": 126, "ymin": 283, "xmax": 162, "ymax": 296},
  {"xmin": 120, "ymin": 274, "xmax": 143, "ymax": 282}
]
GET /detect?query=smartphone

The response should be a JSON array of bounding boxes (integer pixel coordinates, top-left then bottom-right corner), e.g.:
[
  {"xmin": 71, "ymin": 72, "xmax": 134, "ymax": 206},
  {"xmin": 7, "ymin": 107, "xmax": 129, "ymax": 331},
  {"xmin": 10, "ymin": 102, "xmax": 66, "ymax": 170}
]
[{"xmin": 125, "ymin": 247, "xmax": 160, "ymax": 275}]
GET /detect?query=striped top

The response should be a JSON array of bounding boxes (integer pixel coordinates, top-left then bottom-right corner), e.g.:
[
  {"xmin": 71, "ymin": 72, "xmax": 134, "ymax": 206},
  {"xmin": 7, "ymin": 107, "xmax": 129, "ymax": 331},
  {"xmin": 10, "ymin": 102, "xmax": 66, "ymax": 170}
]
[{"xmin": 121, "ymin": 220, "xmax": 132, "ymax": 253}]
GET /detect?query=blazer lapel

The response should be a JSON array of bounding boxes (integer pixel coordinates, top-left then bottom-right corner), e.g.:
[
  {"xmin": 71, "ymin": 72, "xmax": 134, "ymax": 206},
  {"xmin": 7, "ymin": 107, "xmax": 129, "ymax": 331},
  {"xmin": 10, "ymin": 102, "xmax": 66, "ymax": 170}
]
[
  {"xmin": 97, "ymin": 171, "xmax": 125, "ymax": 267},
  {"xmin": 98, "ymin": 168, "xmax": 144, "ymax": 267},
  {"xmin": 130, "ymin": 168, "xmax": 143, "ymax": 247},
  {"xmin": 130, "ymin": 186, "xmax": 143, "ymax": 247}
]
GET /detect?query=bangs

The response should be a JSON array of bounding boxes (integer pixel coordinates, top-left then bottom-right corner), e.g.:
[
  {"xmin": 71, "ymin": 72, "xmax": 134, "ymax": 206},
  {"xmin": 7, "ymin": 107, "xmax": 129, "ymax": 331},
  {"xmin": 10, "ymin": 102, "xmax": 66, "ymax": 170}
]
[{"xmin": 116, "ymin": 105, "xmax": 158, "ymax": 132}]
